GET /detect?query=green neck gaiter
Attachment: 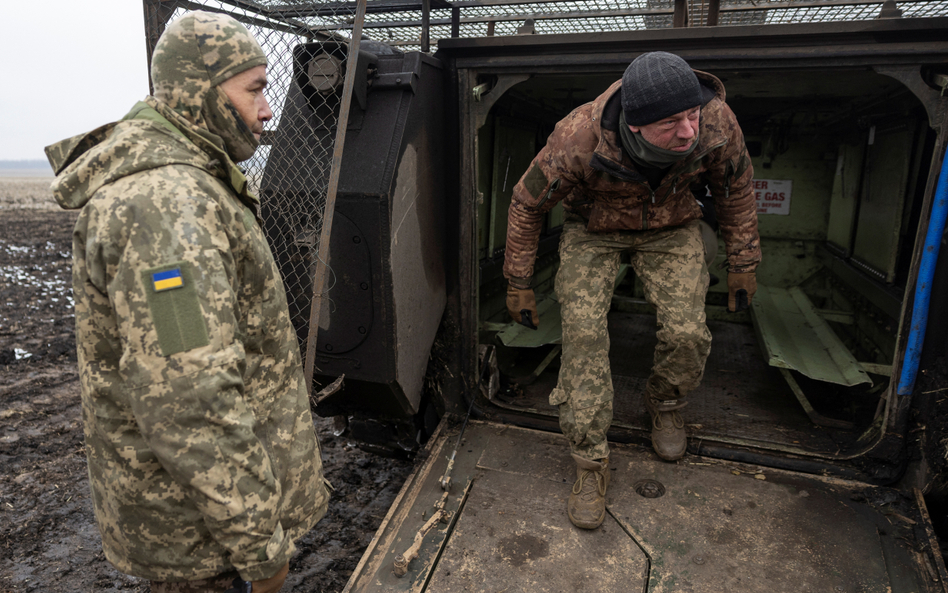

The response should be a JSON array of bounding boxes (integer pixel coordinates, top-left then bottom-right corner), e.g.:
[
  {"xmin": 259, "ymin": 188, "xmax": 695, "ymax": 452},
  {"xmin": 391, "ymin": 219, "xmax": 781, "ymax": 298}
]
[{"xmin": 619, "ymin": 110, "xmax": 698, "ymax": 170}]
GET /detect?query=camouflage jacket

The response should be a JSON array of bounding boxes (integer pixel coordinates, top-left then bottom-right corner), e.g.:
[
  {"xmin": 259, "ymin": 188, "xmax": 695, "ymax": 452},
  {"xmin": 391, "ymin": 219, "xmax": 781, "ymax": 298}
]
[
  {"xmin": 504, "ymin": 71, "xmax": 760, "ymax": 281},
  {"xmin": 46, "ymin": 98, "xmax": 329, "ymax": 582}
]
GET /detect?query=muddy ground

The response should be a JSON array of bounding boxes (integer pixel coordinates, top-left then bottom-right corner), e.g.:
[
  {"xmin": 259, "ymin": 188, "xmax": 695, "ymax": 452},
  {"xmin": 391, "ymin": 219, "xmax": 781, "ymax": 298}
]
[
  {"xmin": 2, "ymin": 177, "xmax": 947, "ymax": 590},
  {"xmin": 0, "ymin": 183, "xmax": 415, "ymax": 592}
]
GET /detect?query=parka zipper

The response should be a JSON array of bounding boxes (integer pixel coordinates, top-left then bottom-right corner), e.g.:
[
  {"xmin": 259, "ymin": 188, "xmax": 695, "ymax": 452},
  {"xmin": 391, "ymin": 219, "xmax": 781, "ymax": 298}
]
[
  {"xmin": 655, "ymin": 140, "xmax": 728, "ymax": 206},
  {"xmin": 536, "ymin": 179, "xmax": 561, "ymax": 210},
  {"xmin": 641, "ymin": 139, "xmax": 726, "ymax": 231},
  {"xmin": 644, "ymin": 185, "xmax": 655, "ymax": 230}
]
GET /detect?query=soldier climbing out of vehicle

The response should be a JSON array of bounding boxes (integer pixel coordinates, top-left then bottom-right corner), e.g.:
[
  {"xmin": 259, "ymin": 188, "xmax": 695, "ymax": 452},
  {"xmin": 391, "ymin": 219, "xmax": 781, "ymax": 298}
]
[{"xmin": 503, "ymin": 52, "xmax": 761, "ymax": 529}]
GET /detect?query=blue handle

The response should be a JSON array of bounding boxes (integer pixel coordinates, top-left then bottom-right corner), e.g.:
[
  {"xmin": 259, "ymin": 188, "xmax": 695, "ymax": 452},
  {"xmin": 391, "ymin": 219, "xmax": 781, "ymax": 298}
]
[{"xmin": 897, "ymin": 145, "xmax": 948, "ymax": 395}]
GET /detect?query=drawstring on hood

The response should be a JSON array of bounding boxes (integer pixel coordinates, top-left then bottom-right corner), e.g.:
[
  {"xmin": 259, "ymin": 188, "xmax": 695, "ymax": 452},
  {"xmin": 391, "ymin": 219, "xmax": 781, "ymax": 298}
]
[{"xmin": 151, "ymin": 11, "xmax": 267, "ymax": 162}]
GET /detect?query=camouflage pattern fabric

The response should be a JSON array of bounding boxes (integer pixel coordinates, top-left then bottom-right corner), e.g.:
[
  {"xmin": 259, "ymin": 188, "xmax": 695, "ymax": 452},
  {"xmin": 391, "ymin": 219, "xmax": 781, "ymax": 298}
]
[
  {"xmin": 504, "ymin": 71, "xmax": 760, "ymax": 284},
  {"xmin": 150, "ymin": 571, "xmax": 240, "ymax": 593},
  {"xmin": 151, "ymin": 11, "xmax": 266, "ymax": 162},
  {"xmin": 43, "ymin": 10, "xmax": 328, "ymax": 583},
  {"xmin": 552, "ymin": 219, "xmax": 711, "ymax": 461}
]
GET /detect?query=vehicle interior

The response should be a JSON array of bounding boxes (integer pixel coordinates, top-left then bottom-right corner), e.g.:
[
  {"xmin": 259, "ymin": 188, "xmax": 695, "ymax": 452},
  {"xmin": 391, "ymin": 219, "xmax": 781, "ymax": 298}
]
[{"xmin": 474, "ymin": 65, "xmax": 939, "ymax": 465}]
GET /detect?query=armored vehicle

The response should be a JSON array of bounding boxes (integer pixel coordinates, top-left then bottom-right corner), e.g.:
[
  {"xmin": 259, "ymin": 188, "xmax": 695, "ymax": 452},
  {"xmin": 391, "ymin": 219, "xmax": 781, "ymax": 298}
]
[{"xmin": 143, "ymin": 1, "xmax": 948, "ymax": 590}]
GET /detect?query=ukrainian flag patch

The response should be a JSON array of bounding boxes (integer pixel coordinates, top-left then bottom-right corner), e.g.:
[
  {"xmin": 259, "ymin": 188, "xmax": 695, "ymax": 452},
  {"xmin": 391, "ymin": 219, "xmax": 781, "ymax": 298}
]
[
  {"xmin": 152, "ymin": 268, "xmax": 184, "ymax": 292},
  {"xmin": 142, "ymin": 261, "xmax": 209, "ymax": 356}
]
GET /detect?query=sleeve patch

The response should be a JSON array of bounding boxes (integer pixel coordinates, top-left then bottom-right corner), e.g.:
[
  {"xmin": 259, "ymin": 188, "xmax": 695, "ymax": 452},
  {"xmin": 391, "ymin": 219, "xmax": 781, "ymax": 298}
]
[
  {"xmin": 142, "ymin": 261, "xmax": 210, "ymax": 357},
  {"xmin": 522, "ymin": 163, "xmax": 549, "ymax": 201},
  {"xmin": 151, "ymin": 268, "xmax": 184, "ymax": 292}
]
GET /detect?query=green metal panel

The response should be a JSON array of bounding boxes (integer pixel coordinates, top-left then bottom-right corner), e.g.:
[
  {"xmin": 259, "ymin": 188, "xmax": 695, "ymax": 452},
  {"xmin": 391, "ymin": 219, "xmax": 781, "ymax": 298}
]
[
  {"xmin": 487, "ymin": 117, "xmax": 536, "ymax": 256},
  {"xmin": 750, "ymin": 285, "xmax": 871, "ymax": 387},
  {"xmin": 709, "ymin": 237, "xmax": 823, "ymax": 293},
  {"xmin": 851, "ymin": 122, "xmax": 915, "ymax": 282},
  {"xmin": 713, "ymin": 141, "xmax": 835, "ymax": 292},
  {"xmin": 826, "ymin": 141, "xmax": 866, "ymax": 255},
  {"xmin": 749, "ymin": 141, "xmax": 836, "ymax": 241}
]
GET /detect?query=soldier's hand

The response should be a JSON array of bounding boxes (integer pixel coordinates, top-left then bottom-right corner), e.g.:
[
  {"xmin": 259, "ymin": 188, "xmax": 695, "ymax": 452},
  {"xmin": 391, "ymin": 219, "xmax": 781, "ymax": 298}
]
[
  {"xmin": 727, "ymin": 271, "xmax": 757, "ymax": 313},
  {"xmin": 251, "ymin": 562, "xmax": 289, "ymax": 593},
  {"xmin": 506, "ymin": 281, "xmax": 539, "ymax": 330}
]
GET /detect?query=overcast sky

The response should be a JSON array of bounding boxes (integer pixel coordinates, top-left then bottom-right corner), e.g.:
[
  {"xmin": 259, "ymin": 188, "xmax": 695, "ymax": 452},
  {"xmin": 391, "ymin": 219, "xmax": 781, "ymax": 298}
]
[{"xmin": 1, "ymin": 0, "xmax": 149, "ymax": 162}]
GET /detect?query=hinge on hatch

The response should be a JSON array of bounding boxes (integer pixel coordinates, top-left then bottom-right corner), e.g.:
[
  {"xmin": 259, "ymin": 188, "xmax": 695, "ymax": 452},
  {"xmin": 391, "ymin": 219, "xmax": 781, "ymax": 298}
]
[
  {"xmin": 473, "ymin": 82, "xmax": 491, "ymax": 102},
  {"xmin": 373, "ymin": 71, "xmax": 418, "ymax": 93},
  {"xmin": 935, "ymin": 73, "xmax": 948, "ymax": 97}
]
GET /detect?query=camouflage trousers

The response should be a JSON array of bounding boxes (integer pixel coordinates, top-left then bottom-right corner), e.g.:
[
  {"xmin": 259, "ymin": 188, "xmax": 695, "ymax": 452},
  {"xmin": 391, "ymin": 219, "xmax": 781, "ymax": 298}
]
[
  {"xmin": 150, "ymin": 571, "xmax": 242, "ymax": 593},
  {"xmin": 552, "ymin": 219, "xmax": 711, "ymax": 461}
]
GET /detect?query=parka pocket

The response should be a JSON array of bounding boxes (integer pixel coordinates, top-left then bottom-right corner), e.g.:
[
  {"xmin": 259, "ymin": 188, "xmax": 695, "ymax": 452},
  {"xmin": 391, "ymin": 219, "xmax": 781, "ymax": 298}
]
[{"xmin": 549, "ymin": 386, "xmax": 568, "ymax": 406}]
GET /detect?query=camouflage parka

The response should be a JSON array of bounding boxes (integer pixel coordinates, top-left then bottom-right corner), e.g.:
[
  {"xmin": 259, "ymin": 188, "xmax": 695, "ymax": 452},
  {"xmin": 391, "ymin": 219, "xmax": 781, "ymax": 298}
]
[
  {"xmin": 504, "ymin": 71, "xmax": 761, "ymax": 282},
  {"xmin": 44, "ymin": 13, "xmax": 329, "ymax": 583}
]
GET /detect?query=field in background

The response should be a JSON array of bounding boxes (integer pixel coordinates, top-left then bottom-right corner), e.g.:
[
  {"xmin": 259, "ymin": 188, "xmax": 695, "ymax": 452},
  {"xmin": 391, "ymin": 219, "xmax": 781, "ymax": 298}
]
[
  {"xmin": 0, "ymin": 172, "xmax": 414, "ymax": 592},
  {"xmin": 0, "ymin": 175, "xmax": 58, "ymax": 211}
]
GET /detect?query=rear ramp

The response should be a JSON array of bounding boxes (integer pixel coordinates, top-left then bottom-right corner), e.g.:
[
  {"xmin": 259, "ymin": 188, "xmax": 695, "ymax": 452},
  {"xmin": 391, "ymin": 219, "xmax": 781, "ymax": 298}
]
[{"xmin": 344, "ymin": 421, "xmax": 942, "ymax": 592}]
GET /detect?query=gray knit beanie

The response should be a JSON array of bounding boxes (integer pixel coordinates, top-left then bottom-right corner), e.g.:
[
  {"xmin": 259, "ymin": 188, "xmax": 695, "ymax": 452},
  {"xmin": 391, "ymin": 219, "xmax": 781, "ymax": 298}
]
[{"xmin": 621, "ymin": 52, "xmax": 704, "ymax": 126}]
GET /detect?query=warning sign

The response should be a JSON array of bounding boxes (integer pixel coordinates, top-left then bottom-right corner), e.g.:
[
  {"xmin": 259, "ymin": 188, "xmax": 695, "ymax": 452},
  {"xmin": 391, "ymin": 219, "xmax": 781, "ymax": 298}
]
[{"xmin": 754, "ymin": 179, "xmax": 792, "ymax": 215}]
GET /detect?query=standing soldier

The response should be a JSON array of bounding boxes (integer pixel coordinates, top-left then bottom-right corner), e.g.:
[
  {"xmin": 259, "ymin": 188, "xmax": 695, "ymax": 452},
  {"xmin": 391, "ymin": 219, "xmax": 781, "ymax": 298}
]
[
  {"xmin": 504, "ymin": 52, "xmax": 760, "ymax": 529},
  {"xmin": 45, "ymin": 11, "xmax": 329, "ymax": 592}
]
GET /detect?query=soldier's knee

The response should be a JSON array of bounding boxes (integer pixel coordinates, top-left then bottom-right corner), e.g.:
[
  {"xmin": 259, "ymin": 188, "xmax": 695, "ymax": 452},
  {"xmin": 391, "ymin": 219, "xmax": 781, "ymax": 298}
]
[
  {"xmin": 563, "ymin": 317, "xmax": 609, "ymax": 350},
  {"xmin": 663, "ymin": 322, "xmax": 711, "ymax": 351}
]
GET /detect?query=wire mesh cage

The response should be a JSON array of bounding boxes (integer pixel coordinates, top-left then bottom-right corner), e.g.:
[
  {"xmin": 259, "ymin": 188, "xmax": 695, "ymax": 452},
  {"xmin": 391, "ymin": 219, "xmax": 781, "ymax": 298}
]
[
  {"xmin": 144, "ymin": 0, "xmax": 369, "ymax": 379},
  {"xmin": 142, "ymin": 0, "xmax": 948, "ymax": 379},
  {"xmin": 240, "ymin": 0, "xmax": 948, "ymax": 50}
]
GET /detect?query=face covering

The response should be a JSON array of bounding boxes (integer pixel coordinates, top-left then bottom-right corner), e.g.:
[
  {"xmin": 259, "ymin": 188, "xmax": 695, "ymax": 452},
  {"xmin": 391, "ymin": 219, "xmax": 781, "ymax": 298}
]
[
  {"xmin": 203, "ymin": 86, "xmax": 259, "ymax": 163},
  {"xmin": 619, "ymin": 110, "xmax": 698, "ymax": 169},
  {"xmin": 151, "ymin": 11, "xmax": 267, "ymax": 163}
]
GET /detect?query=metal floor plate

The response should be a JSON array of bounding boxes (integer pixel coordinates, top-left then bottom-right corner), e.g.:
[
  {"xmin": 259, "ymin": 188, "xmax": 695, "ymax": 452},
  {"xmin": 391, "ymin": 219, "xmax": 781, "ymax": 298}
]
[
  {"xmin": 512, "ymin": 312, "xmax": 855, "ymax": 456},
  {"xmin": 427, "ymin": 470, "xmax": 649, "ymax": 591},
  {"xmin": 345, "ymin": 422, "xmax": 935, "ymax": 593}
]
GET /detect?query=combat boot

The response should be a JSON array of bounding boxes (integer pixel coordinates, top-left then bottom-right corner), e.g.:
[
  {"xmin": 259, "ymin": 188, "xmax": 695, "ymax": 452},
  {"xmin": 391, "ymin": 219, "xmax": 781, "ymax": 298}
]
[
  {"xmin": 567, "ymin": 454, "xmax": 610, "ymax": 529},
  {"xmin": 644, "ymin": 395, "xmax": 687, "ymax": 461}
]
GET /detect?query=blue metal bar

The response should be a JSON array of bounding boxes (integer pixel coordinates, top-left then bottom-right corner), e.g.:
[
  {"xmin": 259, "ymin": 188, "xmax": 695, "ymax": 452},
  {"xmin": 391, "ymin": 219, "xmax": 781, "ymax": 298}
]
[{"xmin": 897, "ymin": 146, "xmax": 948, "ymax": 395}]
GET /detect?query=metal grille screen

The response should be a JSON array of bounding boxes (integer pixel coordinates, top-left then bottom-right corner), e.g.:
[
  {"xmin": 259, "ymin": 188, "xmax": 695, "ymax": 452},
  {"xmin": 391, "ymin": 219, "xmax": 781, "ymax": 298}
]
[
  {"xmin": 144, "ymin": 0, "xmax": 362, "ymax": 364},
  {"xmin": 143, "ymin": 0, "xmax": 948, "ymax": 364},
  {"xmin": 278, "ymin": 0, "xmax": 948, "ymax": 50}
]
